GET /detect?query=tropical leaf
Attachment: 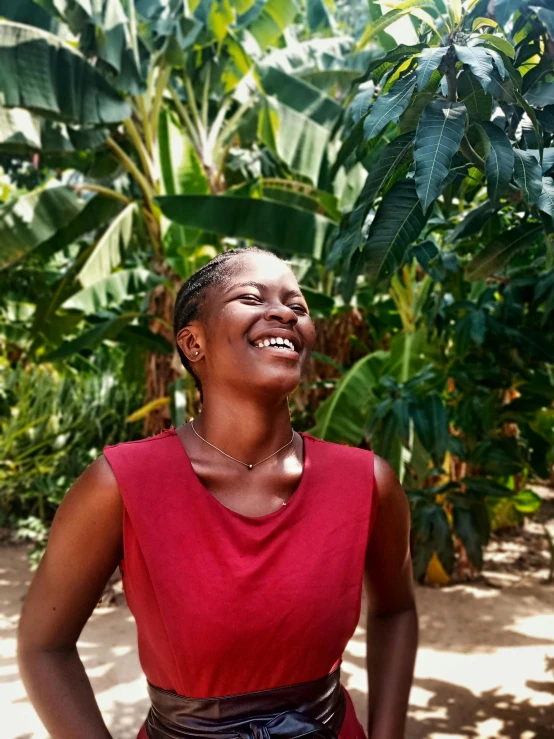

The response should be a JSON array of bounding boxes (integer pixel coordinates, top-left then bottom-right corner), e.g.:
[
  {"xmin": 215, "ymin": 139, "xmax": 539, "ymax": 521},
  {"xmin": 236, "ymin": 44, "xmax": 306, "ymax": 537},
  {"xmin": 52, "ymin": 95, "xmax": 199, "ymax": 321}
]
[
  {"xmin": 0, "ymin": 186, "xmax": 86, "ymax": 269},
  {"xmin": 158, "ymin": 110, "xmax": 209, "ymax": 196},
  {"xmin": 35, "ymin": 195, "xmax": 123, "ymax": 262},
  {"xmin": 306, "ymin": 0, "xmax": 334, "ymax": 32},
  {"xmin": 156, "ymin": 195, "xmax": 337, "ymax": 260},
  {"xmin": 76, "ymin": 203, "xmax": 137, "ymax": 289},
  {"xmin": 357, "ymin": 0, "xmax": 438, "ymax": 47},
  {"xmin": 258, "ymin": 65, "xmax": 342, "ymax": 128},
  {"xmin": 42, "ymin": 312, "xmax": 139, "ymax": 362},
  {"xmin": 513, "ymin": 149, "xmax": 543, "ymax": 205},
  {"xmin": 0, "ymin": 20, "xmax": 131, "ymax": 125},
  {"xmin": 357, "ymin": 43, "xmax": 425, "ymax": 85},
  {"xmin": 454, "ymin": 43, "xmax": 495, "ymax": 91},
  {"xmin": 364, "ymin": 179, "xmax": 430, "ymax": 283},
  {"xmin": 451, "ymin": 201, "xmax": 496, "ymax": 241},
  {"xmin": 475, "ymin": 34, "xmax": 515, "ymax": 60},
  {"xmin": 247, "ymin": 0, "xmax": 297, "ymax": 49},
  {"xmin": 525, "ymin": 80, "xmax": 554, "ymax": 108},
  {"xmin": 478, "ymin": 122, "xmax": 514, "ymax": 203},
  {"xmin": 458, "ymin": 70, "xmax": 493, "ymax": 123},
  {"xmin": 414, "ymin": 100, "xmax": 467, "ymax": 212},
  {"xmin": 62, "ymin": 268, "xmax": 164, "ymax": 313},
  {"xmin": 351, "ymin": 86, "xmax": 375, "ymax": 125},
  {"xmin": 328, "ymin": 133, "xmax": 414, "ymax": 269},
  {"xmin": 538, "ymin": 176, "xmax": 554, "ymax": 218},
  {"xmin": 363, "ymin": 72, "xmax": 416, "ymax": 142},
  {"xmin": 309, "ymin": 351, "xmax": 390, "ymax": 444},
  {"xmin": 411, "ymin": 391, "xmax": 448, "ymax": 467},
  {"xmin": 259, "ymin": 97, "xmax": 329, "ymax": 184},
  {"xmin": 0, "ymin": 107, "xmax": 108, "ymax": 154},
  {"xmin": 416, "ymin": 47, "xmax": 448, "ymax": 91},
  {"xmin": 465, "ymin": 223, "xmax": 543, "ymax": 280},
  {"xmin": 41, "ymin": 0, "xmax": 144, "ymax": 94}
]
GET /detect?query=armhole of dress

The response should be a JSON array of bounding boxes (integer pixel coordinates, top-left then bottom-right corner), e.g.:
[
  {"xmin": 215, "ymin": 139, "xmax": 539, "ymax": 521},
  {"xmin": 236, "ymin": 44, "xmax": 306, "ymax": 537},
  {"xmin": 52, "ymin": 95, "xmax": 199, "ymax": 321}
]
[
  {"xmin": 102, "ymin": 446, "xmax": 127, "ymax": 578},
  {"xmin": 367, "ymin": 451, "xmax": 379, "ymax": 542}
]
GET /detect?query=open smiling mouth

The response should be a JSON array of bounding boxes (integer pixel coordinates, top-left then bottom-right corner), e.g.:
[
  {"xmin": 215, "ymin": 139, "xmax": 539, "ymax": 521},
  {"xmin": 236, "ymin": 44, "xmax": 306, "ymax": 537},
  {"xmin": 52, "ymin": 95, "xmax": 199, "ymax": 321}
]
[{"xmin": 250, "ymin": 337, "xmax": 299, "ymax": 357}]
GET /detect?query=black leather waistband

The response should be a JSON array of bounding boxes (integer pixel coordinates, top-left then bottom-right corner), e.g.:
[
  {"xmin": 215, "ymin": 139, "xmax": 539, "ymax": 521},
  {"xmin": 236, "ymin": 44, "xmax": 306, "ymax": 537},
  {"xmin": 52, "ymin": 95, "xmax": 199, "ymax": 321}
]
[{"xmin": 145, "ymin": 665, "xmax": 346, "ymax": 739}]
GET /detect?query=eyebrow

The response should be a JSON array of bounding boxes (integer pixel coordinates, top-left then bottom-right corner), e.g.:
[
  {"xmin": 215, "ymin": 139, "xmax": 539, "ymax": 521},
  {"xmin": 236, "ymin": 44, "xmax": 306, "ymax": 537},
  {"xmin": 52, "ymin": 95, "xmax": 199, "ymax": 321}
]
[{"xmin": 223, "ymin": 281, "xmax": 305, "ymax": 300}]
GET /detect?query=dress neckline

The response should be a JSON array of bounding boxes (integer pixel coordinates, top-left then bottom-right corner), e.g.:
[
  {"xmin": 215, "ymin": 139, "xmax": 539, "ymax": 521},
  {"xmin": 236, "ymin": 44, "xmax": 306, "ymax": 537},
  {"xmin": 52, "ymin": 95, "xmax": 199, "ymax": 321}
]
[{"xmin": 169, "ymin": 427, "xmax": 309, "ymax": 523}]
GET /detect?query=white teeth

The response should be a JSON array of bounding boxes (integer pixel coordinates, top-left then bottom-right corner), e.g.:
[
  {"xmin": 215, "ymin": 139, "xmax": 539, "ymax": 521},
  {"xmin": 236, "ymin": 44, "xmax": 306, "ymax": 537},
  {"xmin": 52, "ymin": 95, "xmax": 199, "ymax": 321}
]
[{"xmin": 253, "ymin": 337, "xmax": 296, "ymax": 351}]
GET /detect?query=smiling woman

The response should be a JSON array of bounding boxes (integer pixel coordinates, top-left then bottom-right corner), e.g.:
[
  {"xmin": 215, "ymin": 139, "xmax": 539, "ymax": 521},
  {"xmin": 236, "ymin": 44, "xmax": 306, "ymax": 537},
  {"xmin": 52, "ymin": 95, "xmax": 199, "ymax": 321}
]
[{"xmin": 17, "ymin": 247, "xmax": 418, "ymax": 739}]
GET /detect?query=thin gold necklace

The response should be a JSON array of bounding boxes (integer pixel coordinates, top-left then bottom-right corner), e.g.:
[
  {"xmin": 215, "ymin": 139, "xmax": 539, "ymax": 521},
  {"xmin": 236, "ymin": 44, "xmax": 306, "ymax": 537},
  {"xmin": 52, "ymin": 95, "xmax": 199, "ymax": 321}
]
[{"xmin": 190, "ymin": 420, "xmax": 295, "ymax": 470}]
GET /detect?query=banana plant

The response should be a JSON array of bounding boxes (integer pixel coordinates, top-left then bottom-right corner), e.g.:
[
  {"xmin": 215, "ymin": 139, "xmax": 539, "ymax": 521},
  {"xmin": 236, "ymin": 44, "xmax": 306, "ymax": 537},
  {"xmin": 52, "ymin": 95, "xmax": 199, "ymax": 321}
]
[{"xmin": 0, "ymin": 0, "xmax": 374, "ymax": 422}]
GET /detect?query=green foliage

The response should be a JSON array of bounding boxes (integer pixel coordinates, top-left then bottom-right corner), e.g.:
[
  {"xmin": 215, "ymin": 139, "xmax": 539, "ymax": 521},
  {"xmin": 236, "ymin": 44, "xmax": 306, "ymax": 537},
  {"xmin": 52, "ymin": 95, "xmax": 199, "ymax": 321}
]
[{"xmin": 0, "ymin": 0, "xmax": 552, "ymax": 582}]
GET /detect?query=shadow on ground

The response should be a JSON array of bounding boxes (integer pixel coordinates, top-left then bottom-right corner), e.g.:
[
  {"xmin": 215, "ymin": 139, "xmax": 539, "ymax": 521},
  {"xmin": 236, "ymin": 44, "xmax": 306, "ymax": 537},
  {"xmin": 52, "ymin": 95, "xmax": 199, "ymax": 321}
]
[{"xmin": 3, "ymin": 543, "xmax": 554, "ymax": 738}]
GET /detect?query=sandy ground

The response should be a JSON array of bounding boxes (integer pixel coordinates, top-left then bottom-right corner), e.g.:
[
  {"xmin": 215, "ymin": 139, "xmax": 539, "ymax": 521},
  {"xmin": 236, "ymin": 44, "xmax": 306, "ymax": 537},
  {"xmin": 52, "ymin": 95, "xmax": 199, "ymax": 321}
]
[{"xmin": 2, "ymin": 500, "xmax": 554, "ymax": 739}]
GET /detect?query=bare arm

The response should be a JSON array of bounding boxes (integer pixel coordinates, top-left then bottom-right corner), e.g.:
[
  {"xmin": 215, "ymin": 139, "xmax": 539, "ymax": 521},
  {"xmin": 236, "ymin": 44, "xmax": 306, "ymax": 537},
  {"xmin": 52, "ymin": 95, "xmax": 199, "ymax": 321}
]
[
  {"xmin": 364, "ymin": 455, "xmax": 418, "ymax": 739},
  {"xmin": 17, "ymin": 455, "xmax": 123, "ymax": 739}
]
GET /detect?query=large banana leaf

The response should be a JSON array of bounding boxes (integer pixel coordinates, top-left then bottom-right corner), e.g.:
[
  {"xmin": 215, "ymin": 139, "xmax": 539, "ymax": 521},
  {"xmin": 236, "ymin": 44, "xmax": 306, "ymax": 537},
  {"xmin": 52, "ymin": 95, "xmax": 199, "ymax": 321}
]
[
  {"xmin": 40, "ymin": 0, "xmax": 144, "ymax": 94},
  {"xmin": 258, "ymin": 97, "xmax": 329, "ymax": 184},
  {"xmin": 76, "ymin": 203, "xmax": 136, "ymax": 288},
  {"xmin": 156, "ymin": 194, "xmax": 337, "ymax": 259},
  {"xmin": 363, "ymin": 72, "xmax": 416, "ymax": 142},
  {"xmin": 158, "ymin": 109, "xmax": 209, "ymax": 196},
  {"xmin": 262, "ymin": 37, "xmax": 375, "ymax": 91},
  {"xmin": 478, "ymin": 122, "xmax": 514, "ymax": 203},
  {"xmin": 306, "ymin": 0, "xmax": 334, "ymax": 32},
  {"xmin": 43, "ymin": 311, "xmax": 139, "ymax": 361},
  {"xmin": 0, "ymin": 186, "xmax": 86, "ymax": 269},
  {"xmin": 0, "ymin": 106, "xmax": 108, "ymax": 154},
  {"xmin": 0, "ymin": 0, "xmax": 57, "ymax": 30},
  {"xmin": 62, "ymin": 267, "xmax": 164, "ymax": 313},
  {"xmin": 414, "ymin": 100, "xmax": 467, "ymax": 212},
  {"xmin": 364, "ymin": 179, "xmax": 429, "ymax": 283},
  {"xmin": 258, "ymin": 66, "xmax": 342, "ymax": 129},
  {"xmin": 0, "ymin": 20, "xmax": 131, "ymax": 125},
  {"xmin": 247, "ymin": 0, "xmax": 297, "ymax": 49},
  {"xmin": 513, "ymin": 149, "xmax": 542, "ymax": 205},
  {"xmin": 308, "ymin": 350, "xmax": 390, "ymax": 444},
  {"xmin": 36, "ymin": 195, "xmax": 123, "ymax": 262},
  {"xmin": 464, "ymin": 223, "xmax": 543, "ymax": 281}
]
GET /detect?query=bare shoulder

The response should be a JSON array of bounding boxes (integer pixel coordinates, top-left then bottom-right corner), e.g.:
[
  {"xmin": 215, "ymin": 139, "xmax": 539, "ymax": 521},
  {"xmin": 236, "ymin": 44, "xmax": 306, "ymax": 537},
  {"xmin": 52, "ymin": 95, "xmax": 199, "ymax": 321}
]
[
  {"xmin": 49, "ymin": 454, "xmax": 121, "ymax": 536},
  {"xmin": 372, "ymin": 453, "xmax": 409, "ymax": 510}
]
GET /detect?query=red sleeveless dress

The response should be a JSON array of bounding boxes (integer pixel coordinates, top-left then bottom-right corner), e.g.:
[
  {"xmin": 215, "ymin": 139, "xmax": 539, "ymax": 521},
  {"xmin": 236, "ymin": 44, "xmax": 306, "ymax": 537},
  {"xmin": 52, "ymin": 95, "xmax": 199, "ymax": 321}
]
[{"xmin": 103, "ymin": 428, "xmax": 378, "ymax": 739}]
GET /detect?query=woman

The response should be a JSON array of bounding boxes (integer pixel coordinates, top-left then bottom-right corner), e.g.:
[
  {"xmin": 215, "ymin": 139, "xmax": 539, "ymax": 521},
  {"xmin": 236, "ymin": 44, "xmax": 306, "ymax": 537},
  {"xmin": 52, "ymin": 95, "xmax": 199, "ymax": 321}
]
[{"xmin": 17, "ymin": 247, "xmax": 418, "ymax": 739}]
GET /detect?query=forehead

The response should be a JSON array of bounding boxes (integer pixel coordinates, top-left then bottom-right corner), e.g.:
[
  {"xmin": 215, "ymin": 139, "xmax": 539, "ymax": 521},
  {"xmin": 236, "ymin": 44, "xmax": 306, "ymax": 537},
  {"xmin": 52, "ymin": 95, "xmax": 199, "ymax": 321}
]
[{"xmin": 223, "ymin": 252, "xmax": 298, "ymax": 288}]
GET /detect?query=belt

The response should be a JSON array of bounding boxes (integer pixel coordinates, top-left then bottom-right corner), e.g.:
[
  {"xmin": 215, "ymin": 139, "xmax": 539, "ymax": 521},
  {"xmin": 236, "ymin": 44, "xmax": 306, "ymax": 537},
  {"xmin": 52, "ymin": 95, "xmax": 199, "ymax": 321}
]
[{"xmin": 145, "ymin": 665, "xmax": 346, "ymax": 739}]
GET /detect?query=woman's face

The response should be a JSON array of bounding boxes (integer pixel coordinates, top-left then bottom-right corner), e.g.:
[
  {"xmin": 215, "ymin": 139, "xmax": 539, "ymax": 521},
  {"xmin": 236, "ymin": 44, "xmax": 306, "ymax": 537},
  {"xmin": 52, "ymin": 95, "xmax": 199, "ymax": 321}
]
[{"xmin": 191, "ymin": 252, "xmax": 316, "ymax": 400}]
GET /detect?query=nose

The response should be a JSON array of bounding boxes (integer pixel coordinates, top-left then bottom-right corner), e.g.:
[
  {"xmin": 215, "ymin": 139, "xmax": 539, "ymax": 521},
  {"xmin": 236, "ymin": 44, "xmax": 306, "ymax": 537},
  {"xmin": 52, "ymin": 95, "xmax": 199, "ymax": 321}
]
[{"xmin": 264, "ymin": 302, "xmax": 298, "ymax": 325}]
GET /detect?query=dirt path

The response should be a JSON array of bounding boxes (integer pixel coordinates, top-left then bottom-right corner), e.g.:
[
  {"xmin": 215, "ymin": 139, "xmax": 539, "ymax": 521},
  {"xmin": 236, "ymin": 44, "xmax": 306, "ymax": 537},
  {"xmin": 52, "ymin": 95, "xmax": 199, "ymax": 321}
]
[{"xmin": 2, "ymin": 520, "xmax": 554, "ymax": 738}]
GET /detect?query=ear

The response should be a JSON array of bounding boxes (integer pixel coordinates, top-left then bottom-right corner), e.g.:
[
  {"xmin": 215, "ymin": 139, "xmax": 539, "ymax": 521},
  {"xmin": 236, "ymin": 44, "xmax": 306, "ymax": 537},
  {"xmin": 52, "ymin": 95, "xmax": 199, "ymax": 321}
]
[{"xmin": 176, "ymin": 322, "xmax": 204, "ymax": 363}]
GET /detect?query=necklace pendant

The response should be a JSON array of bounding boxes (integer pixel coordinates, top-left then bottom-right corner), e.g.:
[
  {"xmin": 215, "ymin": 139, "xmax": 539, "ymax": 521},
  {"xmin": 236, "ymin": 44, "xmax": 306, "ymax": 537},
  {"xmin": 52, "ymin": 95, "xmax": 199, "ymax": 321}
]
[{"xmin": 248, "ymin": 464, "xmax": 253, "ymax": 470}]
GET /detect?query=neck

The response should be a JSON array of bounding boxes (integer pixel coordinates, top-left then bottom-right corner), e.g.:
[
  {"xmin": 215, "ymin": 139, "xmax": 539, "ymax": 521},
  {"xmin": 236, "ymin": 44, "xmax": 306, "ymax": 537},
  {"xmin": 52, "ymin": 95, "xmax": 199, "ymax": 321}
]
[{"xmin": 192, "ymin": 389, "xmax": 293, "ymax": 459}]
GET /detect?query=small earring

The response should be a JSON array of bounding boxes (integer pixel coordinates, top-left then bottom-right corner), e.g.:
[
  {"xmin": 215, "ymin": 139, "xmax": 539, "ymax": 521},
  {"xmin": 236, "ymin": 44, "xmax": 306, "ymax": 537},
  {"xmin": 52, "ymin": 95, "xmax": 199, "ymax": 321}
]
[{"xmin": 194, "ymin": 351, "xmax": 199, "ymax": 356}]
